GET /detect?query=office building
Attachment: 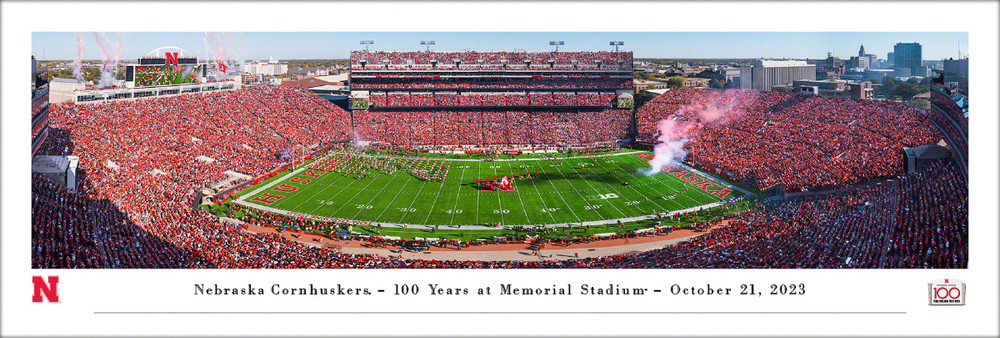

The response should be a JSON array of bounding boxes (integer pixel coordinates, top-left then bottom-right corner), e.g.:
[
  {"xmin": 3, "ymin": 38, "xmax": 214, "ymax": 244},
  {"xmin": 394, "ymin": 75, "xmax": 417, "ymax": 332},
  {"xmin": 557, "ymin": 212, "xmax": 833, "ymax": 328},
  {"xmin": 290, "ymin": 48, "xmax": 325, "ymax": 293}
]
[
  {"xmin": 893, "ymin": 42, "xmax": 924, "ymax": 78},
  {"xmin": 739, "ymin": 60, "xmax": 816, "ymax": 91},
  {"xmin": 243, "ymin": 57, "xmax": 289, "ymax": 76}
]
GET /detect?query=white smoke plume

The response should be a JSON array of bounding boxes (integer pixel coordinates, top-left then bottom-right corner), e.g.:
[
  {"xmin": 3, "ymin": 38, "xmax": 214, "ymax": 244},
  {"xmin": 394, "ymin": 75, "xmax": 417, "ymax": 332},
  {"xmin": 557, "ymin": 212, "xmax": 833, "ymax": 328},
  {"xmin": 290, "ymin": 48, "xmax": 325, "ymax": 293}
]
[
  {"xmin": 72, "ymin": 33, "xmax": 85, "ymax": 82},
  {"xmin": 203, "ymin": 32, "xmax": 245, "ymax": 81},
  {"xmin": 641, "ymin": 90, "xmax": 752, "ymax": 176},
  {"xmin": 353, "ymin": 130, "xmax": 367, "ymax": 151},
  {"xmin": 640, "ymin": 119, "xmax": 690, "ymax": 176},
  {"xmin": 91, "ymin": 32, "xmax": 128, "ymax": 88}
]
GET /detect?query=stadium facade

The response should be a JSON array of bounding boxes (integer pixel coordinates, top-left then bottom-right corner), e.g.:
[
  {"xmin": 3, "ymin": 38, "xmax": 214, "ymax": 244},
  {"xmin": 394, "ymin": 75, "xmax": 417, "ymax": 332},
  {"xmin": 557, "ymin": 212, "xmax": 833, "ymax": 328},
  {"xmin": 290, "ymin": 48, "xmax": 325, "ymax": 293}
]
[
  {"xmin": 928, "ymin": 69, "xmax": 968, "ymax": 173},
  {"xmin": 349, "ymin": 50, "xmax": 635, "ymax": 149},
  {"xmin": 31, "ymin": 62, "xmax": 50, "ymax": 156}
]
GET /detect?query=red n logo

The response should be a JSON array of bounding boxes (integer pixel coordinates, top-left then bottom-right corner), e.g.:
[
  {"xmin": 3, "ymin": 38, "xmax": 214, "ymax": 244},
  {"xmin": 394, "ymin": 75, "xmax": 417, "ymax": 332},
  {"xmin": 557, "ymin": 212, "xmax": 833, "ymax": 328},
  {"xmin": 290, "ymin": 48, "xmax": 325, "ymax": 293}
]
[
  {"xmin": 218, "ymin": 63, "xmax": 228, "ymax": 72},
  {"xmin": 32, "ymin": 276, "xmax": 59, "ymax": 303},
  {"xmin": 165, "ymin": 52, "xmax": 179, "ymax": 65}
]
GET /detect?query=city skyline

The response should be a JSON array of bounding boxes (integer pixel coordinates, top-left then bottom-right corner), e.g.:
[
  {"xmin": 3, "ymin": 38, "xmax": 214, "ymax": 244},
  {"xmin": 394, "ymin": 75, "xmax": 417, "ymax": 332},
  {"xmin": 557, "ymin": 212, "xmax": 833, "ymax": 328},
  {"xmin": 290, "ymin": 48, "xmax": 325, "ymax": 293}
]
[{"xmin": 32, "ymin": 32, "xmax": 968, "ymax": 61}]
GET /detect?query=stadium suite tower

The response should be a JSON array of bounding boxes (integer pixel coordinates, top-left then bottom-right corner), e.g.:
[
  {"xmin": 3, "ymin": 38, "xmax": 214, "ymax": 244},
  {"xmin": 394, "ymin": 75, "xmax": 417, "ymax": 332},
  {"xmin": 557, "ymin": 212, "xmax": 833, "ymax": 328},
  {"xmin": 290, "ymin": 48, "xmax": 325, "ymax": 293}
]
[{"xmin": 348, "ymin": 50, "xmax": 636, "ymax": 148}]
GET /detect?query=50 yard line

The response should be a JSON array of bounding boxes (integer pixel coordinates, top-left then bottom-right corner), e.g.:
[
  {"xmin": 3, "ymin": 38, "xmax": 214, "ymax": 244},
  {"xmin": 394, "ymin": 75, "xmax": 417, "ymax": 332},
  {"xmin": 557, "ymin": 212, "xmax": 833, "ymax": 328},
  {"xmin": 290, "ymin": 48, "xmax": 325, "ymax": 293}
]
[{"xmin": 491, "ymin": 162, "xmax": 506, "ymax": 225}]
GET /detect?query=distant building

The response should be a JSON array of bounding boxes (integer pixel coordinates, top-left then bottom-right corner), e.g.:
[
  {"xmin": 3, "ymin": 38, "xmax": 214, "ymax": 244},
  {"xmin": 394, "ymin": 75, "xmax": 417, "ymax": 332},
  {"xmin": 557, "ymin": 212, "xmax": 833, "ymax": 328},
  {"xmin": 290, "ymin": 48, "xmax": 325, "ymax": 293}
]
[
  {"xmin": 32, "ymin": 55, "xmax": 38, "ymax": 88},
  {"xmin": 862, "ymin": 69, "xmax": 895, "ymax": 82},
  {"xmin": 893, "ymin": 42, "xmax": 924, "ymax": 79},
  {"xmin": 739, "ymin": 60, "xmax": 816, "ymax": 91},
  {"xmin": 814, "ymin": 55, "xmax": 845, "ymax": 79},
  {"xmin": 942, "ymin": 58, "xmax": 968, "ymax": 83},
  {"xmin": 846, "ymin": 81, "xmax": 874, "ymax": 100},
  {"xmin": 243, "ymin": 57, "xmax": 288, "ymax": 76},
  {"xmin": 683, "ymin": 77, "xmax": 711, "ymax": 88},
  {"xmin": 49, "ymin": 78, "xmax": 86, "ymax": 104},
  {"xmin": 790, "ymin": 79, "xmax": 873, "ymax": 100},
  {"xmin": 633, "ymin": 79, "xmax": 669, "ymax": 93},
  {"xmin": 849, "ymin": 56, "xmax": 870, "ymax": 70},
  {"xmin": 886, "ymin": 52, "xmax": 895, "ymax": 67}
]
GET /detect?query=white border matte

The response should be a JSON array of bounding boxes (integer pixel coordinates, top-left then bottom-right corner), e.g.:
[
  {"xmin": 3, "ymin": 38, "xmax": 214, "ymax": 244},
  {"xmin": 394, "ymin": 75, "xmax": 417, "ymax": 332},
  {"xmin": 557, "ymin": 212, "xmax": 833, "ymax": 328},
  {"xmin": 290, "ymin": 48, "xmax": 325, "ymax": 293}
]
[{"xmin": 3, "ymin": 1, "xmax": 997, "ymax": 337}]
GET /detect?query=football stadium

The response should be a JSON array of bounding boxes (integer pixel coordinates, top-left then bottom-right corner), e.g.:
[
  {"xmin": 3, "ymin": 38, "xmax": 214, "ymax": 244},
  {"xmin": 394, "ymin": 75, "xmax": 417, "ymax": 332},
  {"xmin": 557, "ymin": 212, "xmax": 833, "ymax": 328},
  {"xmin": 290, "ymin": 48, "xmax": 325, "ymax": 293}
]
[{"xmin": 31, "ymin": 41, "xmax": 968, "ymax": 269}]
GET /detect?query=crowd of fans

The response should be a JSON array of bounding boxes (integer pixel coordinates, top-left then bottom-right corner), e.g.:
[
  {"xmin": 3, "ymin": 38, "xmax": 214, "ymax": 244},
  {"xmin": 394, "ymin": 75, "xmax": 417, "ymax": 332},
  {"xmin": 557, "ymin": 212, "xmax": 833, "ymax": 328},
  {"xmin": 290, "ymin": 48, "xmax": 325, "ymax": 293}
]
[
  {"xmin": 882, "ymin": 160, "xmax": 967, "ymax": 268},
  {"xmin": 33, "ymin": 153, "xmax": 967, "ymax": 269},
  {"xmin": 354, "ymin": 109, "xmax": 630, "ymax": 147},
  {"xmin": 31, "ymin": 84, "xmax": 966, "ymax": 269},
  {"xmin": 352, "ymin": 78, "xmax": 632, "ymax": 90},
  {"xmin": 351, "ymin": 51, "xmax": 633, "ymax": 67},
  {"xmin": 636, "ymin": 88, "xmax": 942, "ymax": 190},
  {"xmin": 33, "ymin": 86, "xmax": 352, "ymax": 268},
  {"xmin": 367, "ymin": 92, "xmax": 616, "ymax": 107}
]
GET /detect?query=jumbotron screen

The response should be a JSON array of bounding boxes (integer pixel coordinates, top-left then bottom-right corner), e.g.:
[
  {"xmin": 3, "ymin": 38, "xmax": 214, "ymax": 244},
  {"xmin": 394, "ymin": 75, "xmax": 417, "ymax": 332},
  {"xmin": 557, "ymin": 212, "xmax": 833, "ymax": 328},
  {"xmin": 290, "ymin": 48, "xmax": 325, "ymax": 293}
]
[{"xmin": 133, "ymin": 64, "xmax": 204, "ymax": 87}]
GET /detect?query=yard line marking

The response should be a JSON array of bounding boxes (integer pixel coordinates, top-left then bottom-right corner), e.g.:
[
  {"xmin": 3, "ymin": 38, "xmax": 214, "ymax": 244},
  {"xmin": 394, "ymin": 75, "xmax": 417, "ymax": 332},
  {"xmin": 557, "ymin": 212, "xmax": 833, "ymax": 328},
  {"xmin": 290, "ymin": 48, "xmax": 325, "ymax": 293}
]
[
  {"xmin": 368, "ymin": 173, "xmax": 418, "ymax": 222},
  {"xmin": 549, "ymin": 160, "xmax": 604, "ymax": 221},
  {"xmin": 537, "ymin": 165, "xmax": 583, "ymax": 223},
  {"xmin": 323, "ymin": 150, "xmax": 646, "ymax": 162},
  {"xmin": 476, "ymin": 162, "xmax": 481, "ymax": 225},
  {"xmin": 238, "ymin": 152, "xmax": 335, "ymax": 202},
  {"xmin": 422, "ymin": 176, "xmax": 450, "ymax": 225},
  {"xmin": 504, "ymin": 160, "xmax": 534, "ymax": 225},
  {"xmin": 579, "ymin": 157, "xmax": 653, "ymax": 215},
  {"xmin": 603, "ymin": 155, "xmax": 674, "ymax": 211},
  {"xmin": 563, "ymin": 158, "xmax": 629, "ymax": 219},
  {"xmin": 516, "ymin": 162, "xmax": 558, "ymax": 224},
  {"xmin": 491, "ymin": 163, "xmax": 506, "ymax": 225},
  {"xmin": 283, "ymin": 158, "xmax": 352, "ymax": 211},
  {"xmin": 320, "ymin": 170, "xmax": 385, "ymax": 216},
  {"xmin": 625, "ymin": 155, "xmax": 716, "ymax": 208},
  {"xmin": 447, "ymin": 164, "xmax": 468, "ymax": 225},
  {"xmin": 396, "ymin": 177, "xmax": 430, "ymax": 224},
  {"xmin": 257, "ymin": 153, "xmax": 348, "ymax": 211},
  {"xmin": 355, "ymin": 172, "xmax": 411, "ymax": 221}
]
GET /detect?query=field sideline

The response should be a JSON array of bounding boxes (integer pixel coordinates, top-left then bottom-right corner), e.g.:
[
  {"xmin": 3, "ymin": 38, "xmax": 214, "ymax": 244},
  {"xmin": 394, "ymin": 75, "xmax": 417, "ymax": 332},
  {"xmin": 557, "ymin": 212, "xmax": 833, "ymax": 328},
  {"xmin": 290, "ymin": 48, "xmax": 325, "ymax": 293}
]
[{"xmin": 235, "ymin": 151, "xmax": 747, "ymax": 228}]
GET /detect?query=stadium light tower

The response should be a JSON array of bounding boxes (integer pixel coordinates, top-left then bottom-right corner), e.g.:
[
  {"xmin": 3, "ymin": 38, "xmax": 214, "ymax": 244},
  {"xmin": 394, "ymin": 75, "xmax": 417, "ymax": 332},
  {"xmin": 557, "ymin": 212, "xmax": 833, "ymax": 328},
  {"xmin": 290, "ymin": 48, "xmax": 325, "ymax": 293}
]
[
  {"xmin": 549, "ymin": 40, "xmax": 564, "ymax": 52},
  {"xmin": 420, "ymin": 40, "xmax": 436, "ymax": 52},
  {"xmin": 610, "ymin": 41, "xmax": 624, "ymax": 52},
  {"xmin": 360, "ymin": 40, "xmax": 374, "ymax": 52}
]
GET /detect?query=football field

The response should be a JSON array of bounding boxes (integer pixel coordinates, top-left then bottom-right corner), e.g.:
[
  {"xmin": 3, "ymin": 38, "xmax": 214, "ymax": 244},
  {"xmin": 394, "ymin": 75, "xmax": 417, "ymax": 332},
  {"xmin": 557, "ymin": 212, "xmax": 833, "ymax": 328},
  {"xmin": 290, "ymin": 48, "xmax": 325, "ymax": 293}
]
[{"xmin": 236, "ymin": 151, "xmax": 745, "ymax": 227}]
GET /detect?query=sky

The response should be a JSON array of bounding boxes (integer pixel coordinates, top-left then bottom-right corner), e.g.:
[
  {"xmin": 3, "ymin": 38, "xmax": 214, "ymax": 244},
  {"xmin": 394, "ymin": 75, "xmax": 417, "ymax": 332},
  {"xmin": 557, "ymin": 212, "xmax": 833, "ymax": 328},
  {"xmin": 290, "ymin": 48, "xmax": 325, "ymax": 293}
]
[{"xmin": 32, "ymin": 32, "xmax": 969, "ymax": 61}]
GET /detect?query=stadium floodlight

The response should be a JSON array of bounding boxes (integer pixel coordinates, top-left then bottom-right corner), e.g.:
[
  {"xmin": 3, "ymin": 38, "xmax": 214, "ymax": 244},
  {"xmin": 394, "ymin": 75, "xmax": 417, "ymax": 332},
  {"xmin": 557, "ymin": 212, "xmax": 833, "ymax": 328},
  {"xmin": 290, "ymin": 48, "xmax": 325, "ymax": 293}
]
[
  {"xmin": 420, "ymin": 40, "xmax": 436, "ymax": 51},
  {"xmin": 549, "ymin": 40, "xmax": 565, "ymax": 52},
  {"xmin": 360, "ymin": 40, "xmax": 374, "ymax": 52},
  {"xmin": 610, "ymin": 41, "xmax": 624, "ymax": 52}
]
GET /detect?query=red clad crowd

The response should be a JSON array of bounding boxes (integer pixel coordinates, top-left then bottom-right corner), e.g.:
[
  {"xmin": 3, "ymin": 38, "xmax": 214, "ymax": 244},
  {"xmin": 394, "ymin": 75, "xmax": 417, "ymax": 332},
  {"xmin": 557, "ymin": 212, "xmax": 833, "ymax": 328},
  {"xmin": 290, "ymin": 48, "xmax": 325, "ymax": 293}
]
[
  {"xmin": 354, "ymin": 110, "xmax": 630, "ymax": 147},
  {"xmin": 33, "ymin": 86, "xmax": 352, "ymax": 268},
  {"xmin": 636, "ymin": 88, "xmax": 941, "ymax": 190},
  {"xmin": 882, "ymin": 160, "xmax": 967, "ymax": 268},
  {"xmin": 353, "ymin": 78, "xmax": 632, "ymax": 90},
  {"xmin": 367, "ymin": 92, "xmax": 615, "ymax": 107},
  {"xmin": 31, "ymin": 84, "xmax": 965, "ymax": 269}
]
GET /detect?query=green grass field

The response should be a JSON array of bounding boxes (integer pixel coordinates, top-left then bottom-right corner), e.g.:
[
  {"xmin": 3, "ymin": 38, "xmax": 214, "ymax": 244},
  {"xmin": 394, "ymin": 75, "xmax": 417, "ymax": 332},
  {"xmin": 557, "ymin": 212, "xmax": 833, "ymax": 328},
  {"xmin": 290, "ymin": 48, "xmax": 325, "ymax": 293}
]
[{"xmin": 235, "ymin": 151, "xmax": 745, "ymax": 227}]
